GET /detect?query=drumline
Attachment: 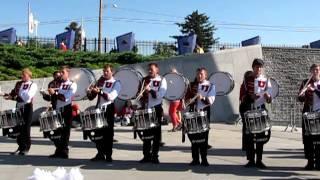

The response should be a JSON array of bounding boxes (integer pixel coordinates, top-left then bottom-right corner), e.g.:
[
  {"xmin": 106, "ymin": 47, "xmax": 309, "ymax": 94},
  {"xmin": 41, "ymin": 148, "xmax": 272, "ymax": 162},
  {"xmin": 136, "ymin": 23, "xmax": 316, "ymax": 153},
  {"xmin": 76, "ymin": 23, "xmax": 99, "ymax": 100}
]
[{"xmin": 8, "ymin": 63, "xmax": 320, "ymax": 167}]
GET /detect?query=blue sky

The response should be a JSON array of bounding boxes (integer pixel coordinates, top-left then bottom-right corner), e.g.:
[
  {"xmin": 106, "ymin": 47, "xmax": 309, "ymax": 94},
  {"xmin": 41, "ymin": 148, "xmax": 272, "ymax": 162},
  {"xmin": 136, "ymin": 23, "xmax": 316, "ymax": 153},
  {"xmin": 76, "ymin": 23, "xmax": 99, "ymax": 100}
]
[{"xmin": 1, "ymin": 0, "xmax": 320, "ymax": 45}]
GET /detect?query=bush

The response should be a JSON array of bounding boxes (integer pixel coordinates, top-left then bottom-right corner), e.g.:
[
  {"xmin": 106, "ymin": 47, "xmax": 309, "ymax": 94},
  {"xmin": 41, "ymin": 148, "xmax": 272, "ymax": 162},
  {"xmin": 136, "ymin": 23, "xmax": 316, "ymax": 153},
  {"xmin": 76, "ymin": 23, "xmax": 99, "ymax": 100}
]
[{"xmin": 0, "ymin": 44, "xmax": 169, "ymax": 80}]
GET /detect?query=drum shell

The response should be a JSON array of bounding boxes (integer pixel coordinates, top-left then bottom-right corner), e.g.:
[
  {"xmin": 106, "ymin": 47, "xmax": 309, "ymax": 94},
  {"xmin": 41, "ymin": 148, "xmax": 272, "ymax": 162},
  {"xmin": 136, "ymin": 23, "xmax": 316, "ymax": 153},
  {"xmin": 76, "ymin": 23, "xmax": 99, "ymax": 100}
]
[
  {"xmin": 80, "ymin": 109, "xmax": 108, "ymax": 131},
  {"xmin": 244, "ymin": 110, "xmax": 271, "ymax": 134},
  {"xmin": 133, "ymin": 108, "xmax": 159, "ymax": 130},
  {"xmin": 0, "ymin": 109, "xmax": 23, "ymax": 129},
  {"xmin": 114, "ymin": 68, "xmax": 143, "ymax": 100},
  {"xmin": 183, "ymin": 111, "xmax": 210, "ymax": 134},
  {"xmin": 209, "ymin": 71, "xmax": 234, "ymax": 96},
  {"xmin": 69, "ymin": 68, "xmax": 96, "ymax": 101},
  {"xmin": 39, "ymin": 110, "xmax": 63, "ymax": 132},
  {"xmin": 163, "ymin": 73, "xmax": 189, "ymax": 101},
  {"xmin": 303, "ymin": 112, "xmax": 320, "ymax": 136}
]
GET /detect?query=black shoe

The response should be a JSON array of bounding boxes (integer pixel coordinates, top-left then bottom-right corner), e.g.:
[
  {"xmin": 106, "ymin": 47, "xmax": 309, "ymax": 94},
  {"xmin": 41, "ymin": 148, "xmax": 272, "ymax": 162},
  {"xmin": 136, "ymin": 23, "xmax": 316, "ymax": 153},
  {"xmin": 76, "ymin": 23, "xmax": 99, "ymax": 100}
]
[
  {"xmin": 105, "ymin": 156, "xmax": 113, "ymax": 163},
  {"xmin": 18, "ymin": 150, "xmax": 29, "ymax": 156},
  {"xmin": 160, "ymin": 142, "xmax": 165, "ymax": 147},
  {"xmin": 256, "ymin": 161, "xmax": 267, "ymax": 169},
  {"xmin": 201, "ymin": 160, "xmax": 209, "ymax": 167},
  {"xmin": 90, "ymin": 154, "xmax": 105, "ymax": 161},
  {"xmin": 189, "ymin": 160, "xmax": 200, "ymax": 166},
  {"xmin": 207, "ymin": 144, "xmax": 212, "ymax": 149},
  {"xmin": 244, "ymin": 161, "xmax": 255, "ymax": 168},
  {"xmin": 10, "ymin": 149, "xmax": 20, "ymax": 155},
  {"xmin": 304, "ymin": 162, "xmax": 314, "ymax": 170},
  {"xmin": 151, "ymin": 157, "xmax": 160, "ymax": 164},
  {"xmin": 139, "ymin": 156, "xmax": 151, "ymax": 163}
]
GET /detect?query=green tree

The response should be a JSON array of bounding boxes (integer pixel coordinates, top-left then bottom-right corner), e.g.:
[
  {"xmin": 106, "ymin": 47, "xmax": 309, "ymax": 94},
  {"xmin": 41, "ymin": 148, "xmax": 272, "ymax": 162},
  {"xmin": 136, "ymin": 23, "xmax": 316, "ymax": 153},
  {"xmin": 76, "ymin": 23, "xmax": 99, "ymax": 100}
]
[
  {"xmin": 176, "ymin": 10, "xmax": 218, "ymax": 52},
  {"xmin": 153, "ymin": 42, "xmax": 177, "ymax": 57},
  {"xmin": 65, "ymin": 21, "xmax": 83, "ymax": 51}
]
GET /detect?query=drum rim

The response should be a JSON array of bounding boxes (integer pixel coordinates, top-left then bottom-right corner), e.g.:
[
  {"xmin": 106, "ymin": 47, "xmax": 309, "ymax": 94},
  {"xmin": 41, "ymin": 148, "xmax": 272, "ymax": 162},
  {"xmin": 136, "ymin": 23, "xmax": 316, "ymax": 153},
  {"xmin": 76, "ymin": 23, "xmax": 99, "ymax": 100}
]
[
  {"xmin": 209, "ymin": 71, "xmax": 235, "ymax": 96},
  {"xmin": 70, "ymin": 68, "xmax": 96, "ymax": 101},
  {"xmin": 114, "ymin": 67, "xmax": 143, "ymax": 100},
  {"xmin": 269, "ymin": 77, "xmax": 280, "ymax": 99},
  {"xmin": 163, "ymin": 72, "xmax": 189, "ymax": 101}
]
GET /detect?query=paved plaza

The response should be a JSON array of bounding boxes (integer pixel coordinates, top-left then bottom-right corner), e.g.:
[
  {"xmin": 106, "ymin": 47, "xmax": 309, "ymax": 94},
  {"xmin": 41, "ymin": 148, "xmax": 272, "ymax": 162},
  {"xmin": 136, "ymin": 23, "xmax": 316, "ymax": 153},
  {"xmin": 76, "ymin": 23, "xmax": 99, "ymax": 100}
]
[{"xmin": 0, "ymin": 123, "xmax": 319, "ymax": 180}]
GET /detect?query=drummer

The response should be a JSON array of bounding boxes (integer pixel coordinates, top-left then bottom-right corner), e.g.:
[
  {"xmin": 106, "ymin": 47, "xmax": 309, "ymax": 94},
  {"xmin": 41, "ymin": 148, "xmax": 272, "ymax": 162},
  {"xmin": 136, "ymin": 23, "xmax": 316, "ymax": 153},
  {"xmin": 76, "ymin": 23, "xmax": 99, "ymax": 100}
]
[
  {"xmin": 3, "ymin": 68, "xmax": 38, "ymax": 155},
  {"xmin": 48, "ymin": 66, "xmax": 77, "ymax": 159},
  {"xmin": 87, "ymin": 64, "xmax": 121, "ymax": 162},
  {"xmin": 138, "ymin": 63, "xmax": 167, "ymax": 164},
  {"xmin": 184, "ymin": 67, "xmax": 215, "ymax": 166},
  {"xmin": 40, "ymin": 71, "xmax": 61, "ymax": 110},
  {"xmin": 298, "ymin": 64, "xmax": 320, "ymax": 170},
  {"xmin": 239, "ymin": 58, "xmax": 272, "ymax": 169}
]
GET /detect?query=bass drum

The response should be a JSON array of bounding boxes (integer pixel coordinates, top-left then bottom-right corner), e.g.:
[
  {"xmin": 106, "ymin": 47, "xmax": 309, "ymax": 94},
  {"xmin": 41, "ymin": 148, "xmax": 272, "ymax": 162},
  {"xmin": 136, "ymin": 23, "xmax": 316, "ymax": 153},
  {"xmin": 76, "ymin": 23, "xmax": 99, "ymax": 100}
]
[
  {"xmin": 209, "ymin": 71, "xmax": 234, "ymax": 96},
  {"xmin": 163, "ymin": 73, "xmax": 189, "ymax": 101},
  {"xmin": 69, "ymin": 68, "xmax": 96, "ymax": 101},
  {"xmin": 269, "ymin": 78, "xmax": 279, "ymax": 99},
  {"xmin": 114, "ymin": 68, "xmax": 143, "ymax": 100}
]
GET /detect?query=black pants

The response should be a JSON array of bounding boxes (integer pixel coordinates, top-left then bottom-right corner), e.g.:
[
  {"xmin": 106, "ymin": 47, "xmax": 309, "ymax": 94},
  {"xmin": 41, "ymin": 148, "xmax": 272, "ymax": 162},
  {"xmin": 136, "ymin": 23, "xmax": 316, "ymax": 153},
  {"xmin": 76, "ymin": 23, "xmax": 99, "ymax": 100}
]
[
  {"xmin": 142, "ymin": 104, "xmax": 163, "ymax": 159},
  {"xmin": 303, "ymin": 135, "xmax": 320, "ymax": 166},
  {"xmin": 94, "ymin": 104, "xmax": 115, "ymax": 158},
  {"xmin": 188, "ymin": 131, "xmax": 209, "ymax": 162},
  {"xmin": 16, "ymin": 103, "xmax": 33, "ymax": 152},
  {"xmin": 52, "ymin": 104, "xmax": 72, "ymax": 155}
]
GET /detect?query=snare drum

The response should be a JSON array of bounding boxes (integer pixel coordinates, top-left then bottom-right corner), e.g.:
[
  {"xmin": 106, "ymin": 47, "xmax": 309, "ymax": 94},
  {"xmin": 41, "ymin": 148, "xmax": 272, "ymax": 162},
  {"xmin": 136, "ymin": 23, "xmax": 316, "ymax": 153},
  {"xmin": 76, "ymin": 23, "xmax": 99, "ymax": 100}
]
[
  {"xmin": 183, "ymin": 111, "xmax": 210, "ymax": 134},
  {"xmin": 303, "ymin": 112, "xmax": 320, "ymax": 136},
  {"xmin": 133, "ymin": 108, "xmax": 158, "ymax": 130},
  {"xmin": 114, "ymin": 68, "xmax": 143, "ymax": 100},
  {"xmin": 244, "ymin": 110, "xmax": 271, "ymax": 134},
  {"xmin": 80, "ymin": 108, "xmax": 108, "ymax": 131},
  {"xmin": 163, "ymin": 72, "xmax": 189, "ymax": 101},
  {"xmin": 209, "ymin": 71, "xmax": 234, "ymax": 96},
  {"xmin": 0, "ymin": 109, "xmax": 23, "ymax": 129},
  {"xmin": 39, "ymin": 110, "xmax": 63, "ymax": 132}
]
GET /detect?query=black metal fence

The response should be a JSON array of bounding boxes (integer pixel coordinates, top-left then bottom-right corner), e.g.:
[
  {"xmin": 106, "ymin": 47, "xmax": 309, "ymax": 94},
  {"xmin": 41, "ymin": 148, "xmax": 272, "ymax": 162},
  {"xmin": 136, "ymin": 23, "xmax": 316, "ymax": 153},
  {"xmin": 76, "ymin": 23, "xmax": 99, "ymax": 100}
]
[{"xmin": 17, "ymin": 36, "xmax": 308, "ymax": 56}]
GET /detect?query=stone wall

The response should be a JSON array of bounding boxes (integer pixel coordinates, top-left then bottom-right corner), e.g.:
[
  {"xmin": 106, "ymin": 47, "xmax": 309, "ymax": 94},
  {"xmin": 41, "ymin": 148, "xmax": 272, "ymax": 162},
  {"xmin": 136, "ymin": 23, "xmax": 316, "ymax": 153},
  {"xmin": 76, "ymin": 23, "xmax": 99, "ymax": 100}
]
[{"xmin": 262, "ymin": 47, "xmax": 320, "ymax": 126}]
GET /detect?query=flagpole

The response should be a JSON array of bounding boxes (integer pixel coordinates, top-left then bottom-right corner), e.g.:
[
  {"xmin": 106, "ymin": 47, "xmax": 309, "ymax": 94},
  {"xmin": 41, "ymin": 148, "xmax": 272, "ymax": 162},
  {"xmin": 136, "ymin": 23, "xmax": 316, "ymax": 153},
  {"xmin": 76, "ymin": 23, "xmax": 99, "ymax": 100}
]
[{"xmin": 27, "ymin": 1, "xmax": 30, "ymax": 46}]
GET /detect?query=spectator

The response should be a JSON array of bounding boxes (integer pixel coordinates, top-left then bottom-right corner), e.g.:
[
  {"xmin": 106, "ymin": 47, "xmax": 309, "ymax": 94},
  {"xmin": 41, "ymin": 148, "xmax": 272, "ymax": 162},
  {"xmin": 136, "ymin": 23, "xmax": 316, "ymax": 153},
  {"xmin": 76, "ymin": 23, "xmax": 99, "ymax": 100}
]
[
  {"xmin": 119, "ymin": 100, "xmax": 134, "ymax": 126},
  {"xmin": 168, "ymin": 68, "xmax": 182, "ymax": 132},
  {"xmin": 195, "ymin": 44, "xmax": 204, "ymax": 54},
  {"xmin": 60, "ymin": 40, "xmax": 67, "ymax": 52}
]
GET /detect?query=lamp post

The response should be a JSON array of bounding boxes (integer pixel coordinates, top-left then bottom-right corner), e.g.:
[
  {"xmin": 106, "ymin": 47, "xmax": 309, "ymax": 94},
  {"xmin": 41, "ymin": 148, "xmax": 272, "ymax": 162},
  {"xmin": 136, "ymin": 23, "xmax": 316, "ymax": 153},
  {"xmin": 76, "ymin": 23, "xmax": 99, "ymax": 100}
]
[{"xmin": 98, "ymin": 0, "xmax": 103, "ymax": 53}]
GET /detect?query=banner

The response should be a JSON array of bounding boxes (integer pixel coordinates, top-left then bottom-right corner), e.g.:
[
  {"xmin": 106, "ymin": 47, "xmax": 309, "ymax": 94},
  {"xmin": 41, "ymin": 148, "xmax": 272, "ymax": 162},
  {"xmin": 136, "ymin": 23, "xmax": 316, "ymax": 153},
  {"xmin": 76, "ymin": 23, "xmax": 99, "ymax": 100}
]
[
  {"xmin": 241, "ymin": 36, "xmax": 261, "ymax": 47},
  {"xmin": 0, "ymin": 28, "xmax": 17, "ymax": 44},
  {"xmin": 116, "ymin": 32, "xmax": 135, "ymax": 52},
  {"xmin": 177, "ymin": 33, "xmax": 197, "ymax": 55},
  {"xmin": 55, "ymin": 30, "xmax": 75, "ymax": 50}
]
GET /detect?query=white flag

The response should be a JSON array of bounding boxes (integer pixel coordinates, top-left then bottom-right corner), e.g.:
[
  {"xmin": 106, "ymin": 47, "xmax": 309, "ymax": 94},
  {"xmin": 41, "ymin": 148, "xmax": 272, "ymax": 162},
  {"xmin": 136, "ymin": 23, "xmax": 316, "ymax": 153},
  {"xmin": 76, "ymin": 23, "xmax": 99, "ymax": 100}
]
[{"xmin": 28, "ymin": 12, "xmax": 34, "ymax": 33}]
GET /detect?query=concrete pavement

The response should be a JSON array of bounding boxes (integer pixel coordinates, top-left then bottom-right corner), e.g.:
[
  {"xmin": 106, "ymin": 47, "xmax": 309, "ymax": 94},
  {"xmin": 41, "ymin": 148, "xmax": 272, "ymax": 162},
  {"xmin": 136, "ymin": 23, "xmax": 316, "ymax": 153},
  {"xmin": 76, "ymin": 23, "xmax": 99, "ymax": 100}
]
[{"xmin": 0, "ymin": 123, "xmax": 319, "ymax": 180}]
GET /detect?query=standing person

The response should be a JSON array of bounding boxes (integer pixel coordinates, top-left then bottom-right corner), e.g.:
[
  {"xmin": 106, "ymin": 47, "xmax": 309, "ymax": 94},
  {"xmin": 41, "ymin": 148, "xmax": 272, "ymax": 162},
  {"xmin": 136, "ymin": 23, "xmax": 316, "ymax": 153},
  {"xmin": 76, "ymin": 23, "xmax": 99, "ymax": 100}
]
[
  {"xmin": 138, "ymin": 63, "xmax": 167, "ymax": 164},
  {"xmin": 3, "ymin": 68, "xmax": 37, "ymax": 155},
  {"xmin": 48, "ymin": 66, "xmax": 77, "ymax": 159},
  {"xmin": 40, "ymin": 71, "xmax": 61, "ymax": 110},
  {"xmin": 298, "ymin": 64, "xmax": 320, "ymax": 170},
  {"xmin": 60, "ymin": 40, "xmax": 67, "ymax": 52},
  {"xmin": 87, "ymin": 64, "xmax": 121, "ymax": 162},
  {"xmin": 168, "ymin": 68, "xmax": 182, "ymax": 132},
  {"xmin": 239, "ymin": 58, "xmax": 272, "ymax": 169},
  {"xmin": 184, "ymin": 67, "xmax": 215, "ymax": 166}
]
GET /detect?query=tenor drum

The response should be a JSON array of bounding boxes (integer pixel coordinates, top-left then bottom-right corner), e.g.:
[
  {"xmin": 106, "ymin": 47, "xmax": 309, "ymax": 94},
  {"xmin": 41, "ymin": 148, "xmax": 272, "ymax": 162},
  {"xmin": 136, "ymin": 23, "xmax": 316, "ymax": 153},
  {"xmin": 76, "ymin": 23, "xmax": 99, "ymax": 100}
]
[
  {"xmin": 303, "ymin": 112, "xmax": 320, "ymax": 136},
  {"xmin": 163, "ymin": 72, "xmax": 189, "ymax": 101},
  {"xmin": 183, "ymin": 111, "xmax": 210, "ymax": 134},
  {"xmin": 114, "ymin": 68, "xmax": 143, "ymax": 100},
  {"xmin": 133, "ymin": 108, "xmax": 158, "ymax": 130},
  {"xmin": 209, "ymin": 72, "xmax": 234, "ymax": 96},
  {"xmin": 244, "ymin": 110, "xmax": 271, "ymax": 134},
  {"xmin": 39, "ymin": 110, "xmax": 63, "ymax": 132},
  {"xmin": 80, "ymin": 108, "xmax": 108, "ymax": 131}
]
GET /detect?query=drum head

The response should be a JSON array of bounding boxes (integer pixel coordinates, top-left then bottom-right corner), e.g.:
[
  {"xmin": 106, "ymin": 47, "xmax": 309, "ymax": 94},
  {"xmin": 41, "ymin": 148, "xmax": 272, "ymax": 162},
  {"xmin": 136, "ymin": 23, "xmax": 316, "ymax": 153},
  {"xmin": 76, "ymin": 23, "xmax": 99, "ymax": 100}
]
[
  {"xmin": 209, "ymin": 72, "xmax": 234, "ymax": 96},
  {"xmin": 69, "ymin": 68, "xmax": 96, "ymax": 101},
  {"xmin": 164, "ymin": 73, "xmax": 188, "ymax": 101},
  {"xmin": 114, "ymin": 68, "xmax": 143, "ymax": 100},
  {"xmin": 269, "ymin": 78, "xmax": 279, "ymax": 99}
]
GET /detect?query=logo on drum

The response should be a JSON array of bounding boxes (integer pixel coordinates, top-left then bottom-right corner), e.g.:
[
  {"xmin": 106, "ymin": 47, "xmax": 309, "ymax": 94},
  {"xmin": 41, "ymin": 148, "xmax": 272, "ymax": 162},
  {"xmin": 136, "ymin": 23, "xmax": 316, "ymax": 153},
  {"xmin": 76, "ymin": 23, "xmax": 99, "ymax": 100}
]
[
  {"xmin": 105, "ymin": 82, "xmax": 113, "ymax": 88},
  {"xmin": 258, "ymin": 81, "xmax": 266, "ymax": 88}
]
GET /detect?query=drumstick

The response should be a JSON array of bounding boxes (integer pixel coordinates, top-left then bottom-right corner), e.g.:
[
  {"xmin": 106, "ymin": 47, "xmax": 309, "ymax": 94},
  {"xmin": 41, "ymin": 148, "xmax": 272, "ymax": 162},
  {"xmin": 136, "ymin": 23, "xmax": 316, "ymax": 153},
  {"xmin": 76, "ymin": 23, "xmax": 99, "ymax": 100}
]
[{"xmin": 299, "ymin": 74, "xmax": 313, "ymax": 96}]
